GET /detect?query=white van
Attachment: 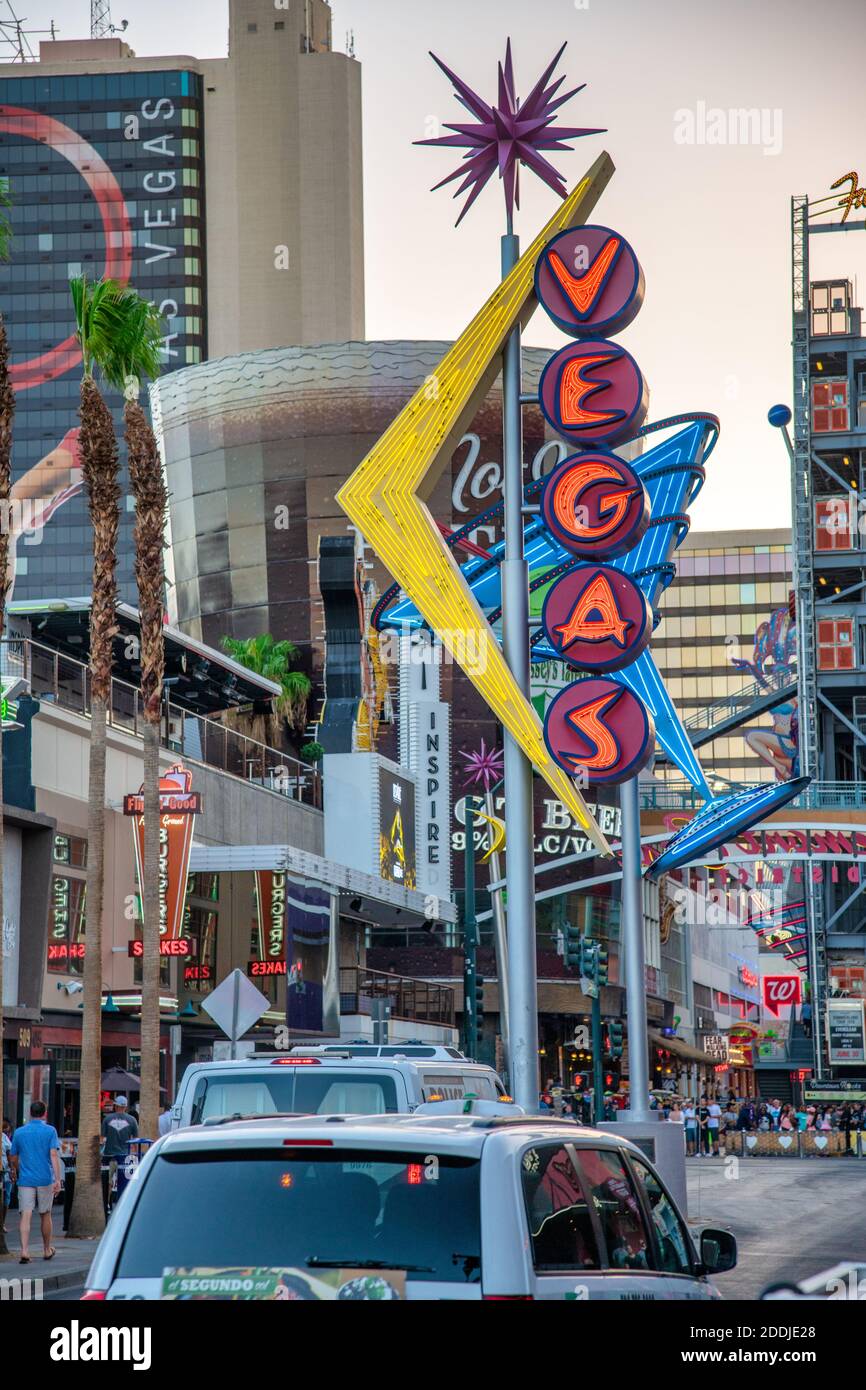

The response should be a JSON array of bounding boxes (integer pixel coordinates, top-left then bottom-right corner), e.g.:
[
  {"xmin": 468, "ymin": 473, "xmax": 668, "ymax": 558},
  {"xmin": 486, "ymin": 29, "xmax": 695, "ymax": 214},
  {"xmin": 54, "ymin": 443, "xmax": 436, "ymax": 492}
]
[{"xmin": 170, "ymin": 1052, "xmax": 509, "ymax": 1129}]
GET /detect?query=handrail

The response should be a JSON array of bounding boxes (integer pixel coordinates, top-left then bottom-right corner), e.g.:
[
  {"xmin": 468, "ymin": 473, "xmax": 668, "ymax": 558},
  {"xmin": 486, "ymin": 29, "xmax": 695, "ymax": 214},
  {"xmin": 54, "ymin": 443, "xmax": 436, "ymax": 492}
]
[
  {"xmin": 641, "ymin": 779, "xmax": 866, "ymax": 812},
  {"xmin": 339, "ymin": 966, "xmax": 456, "ymax": 1029},
  {"xmin": 0, "ymin": 636, "xmax": 321, "ymax": 809}
]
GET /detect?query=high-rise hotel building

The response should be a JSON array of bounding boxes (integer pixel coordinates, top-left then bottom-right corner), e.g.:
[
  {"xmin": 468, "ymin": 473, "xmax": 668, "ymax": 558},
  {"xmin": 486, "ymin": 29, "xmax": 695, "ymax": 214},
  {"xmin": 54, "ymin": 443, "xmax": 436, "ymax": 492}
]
[
  {"xmin": 653, "ymin": 528, "xmax": 794, "ymax": 785},
  {"xmin": 0, "ymin": 0, "xmax": 363, "ymax": 600}
]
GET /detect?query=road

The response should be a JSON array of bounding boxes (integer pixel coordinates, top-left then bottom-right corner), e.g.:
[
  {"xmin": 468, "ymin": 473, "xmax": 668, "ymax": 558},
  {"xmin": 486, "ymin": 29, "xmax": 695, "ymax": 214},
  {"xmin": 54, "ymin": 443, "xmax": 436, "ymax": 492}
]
[{"xmin": 687, "ymin": 1157, "xmax": 866, "ymax": 1298}]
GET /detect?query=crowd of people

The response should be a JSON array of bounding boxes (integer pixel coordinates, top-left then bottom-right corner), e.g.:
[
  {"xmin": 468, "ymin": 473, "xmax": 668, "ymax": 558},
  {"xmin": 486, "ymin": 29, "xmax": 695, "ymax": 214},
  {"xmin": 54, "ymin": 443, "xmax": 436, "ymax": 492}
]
[{"xmin": 673, "ymin": 1094, "xmax": 865, "ymax": 1155}]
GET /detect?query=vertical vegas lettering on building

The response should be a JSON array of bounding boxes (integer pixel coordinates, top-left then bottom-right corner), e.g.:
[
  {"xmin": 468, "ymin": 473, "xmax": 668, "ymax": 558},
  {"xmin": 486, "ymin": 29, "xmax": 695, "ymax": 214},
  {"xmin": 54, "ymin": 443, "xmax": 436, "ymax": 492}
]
[
  {"xmin": 125, "ymin": 95, "xmax": 184, "ymax": 362},
  {"xmin": 532, "ymin": 226, "xmax": 656, "ymax": 787},
  {"xmin": 400, "ymin": 630, "xmax": 452, "ymax": 899}
]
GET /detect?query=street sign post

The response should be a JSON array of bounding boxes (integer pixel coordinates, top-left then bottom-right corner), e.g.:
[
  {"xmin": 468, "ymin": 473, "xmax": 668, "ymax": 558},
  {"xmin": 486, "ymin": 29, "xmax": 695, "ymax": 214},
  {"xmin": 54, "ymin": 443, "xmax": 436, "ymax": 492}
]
[{"xmin": 201, "ymin": 969, "xmax": 270, "ymax": 1059}]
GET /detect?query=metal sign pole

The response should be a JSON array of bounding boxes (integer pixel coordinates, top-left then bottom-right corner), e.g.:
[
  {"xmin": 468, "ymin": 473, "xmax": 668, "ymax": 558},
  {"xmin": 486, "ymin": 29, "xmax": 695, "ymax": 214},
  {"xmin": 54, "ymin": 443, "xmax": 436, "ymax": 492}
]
[
  {"xmin": 620, "ymin": 776, "xmax": 651, "ymax": 1120},
  {"xmin": 501, "ymin": 226, "xmax": 538, "ymax": 1112}
]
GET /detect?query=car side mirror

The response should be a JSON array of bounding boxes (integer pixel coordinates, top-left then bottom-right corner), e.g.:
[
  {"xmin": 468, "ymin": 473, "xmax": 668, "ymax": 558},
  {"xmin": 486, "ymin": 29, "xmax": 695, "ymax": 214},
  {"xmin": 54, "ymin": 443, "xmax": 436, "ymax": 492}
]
[{"xmin": 700, "ymin": 1227, "xmax": 737, "ymax": 1274}]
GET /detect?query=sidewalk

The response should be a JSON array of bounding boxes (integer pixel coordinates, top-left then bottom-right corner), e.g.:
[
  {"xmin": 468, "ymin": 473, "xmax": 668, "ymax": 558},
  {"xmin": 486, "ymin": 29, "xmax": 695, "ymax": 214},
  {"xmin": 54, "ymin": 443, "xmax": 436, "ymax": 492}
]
[{"xmin": 1, "ymin": 1208, "xmax": 96, "ymax": 1294}]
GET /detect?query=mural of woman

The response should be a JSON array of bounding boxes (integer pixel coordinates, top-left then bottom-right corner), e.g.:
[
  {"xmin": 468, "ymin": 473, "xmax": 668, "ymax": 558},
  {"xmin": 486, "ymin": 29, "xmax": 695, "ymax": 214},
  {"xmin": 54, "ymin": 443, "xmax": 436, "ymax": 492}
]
[
  {"xmin": 5, "ymin": 427, "xmax": 83, "ymax": 600},
  {"xmin": 731, "ymin": 604, "xmax": 799, "ymax": 780}
]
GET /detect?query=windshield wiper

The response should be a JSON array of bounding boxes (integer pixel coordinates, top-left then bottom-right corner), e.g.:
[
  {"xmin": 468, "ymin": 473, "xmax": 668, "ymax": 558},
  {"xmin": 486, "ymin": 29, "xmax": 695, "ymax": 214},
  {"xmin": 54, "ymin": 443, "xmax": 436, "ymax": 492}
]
[{"xmin": 306, "ymin": 1256, "xmax": 434, "ymax": 1273}]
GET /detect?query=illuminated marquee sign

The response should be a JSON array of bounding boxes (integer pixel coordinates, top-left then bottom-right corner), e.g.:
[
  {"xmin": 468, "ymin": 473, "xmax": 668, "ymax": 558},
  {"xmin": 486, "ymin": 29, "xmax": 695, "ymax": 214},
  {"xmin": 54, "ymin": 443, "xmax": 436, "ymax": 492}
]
[
  {"xmin": 534, "ymin": 225, "xmax": 645, "ymax": 338},
  {"xmin": 540, "ymin": 452, "xmax": 649, "ymax": 558},
  {"xmin": 533, "ymin": 226, "xmax": 656, "ymax": 787},
  {"xmin": 539, "ymin": 338, "xmax": 648, "ymax": 449},
  {"xmin": 127, "ymin": 938, "xmax": 195, "ymax": 958},
  {"xmin": 544, "ymin": 677, "xmax": 655, "ymax": 786},
  {"xmin": 124, "ymin": 764, "xmax": 200, "ymax": 943},
  {"xmin": 541, "ymin": 565, "xmax": 652, "ymax": 671},
  {"xmin": 255, "ymin": 871, "xmax": 287, "ymax": 963},
  {"xmin": 830, "ymin": 171, "xmax": 866, "ymax": 225}
]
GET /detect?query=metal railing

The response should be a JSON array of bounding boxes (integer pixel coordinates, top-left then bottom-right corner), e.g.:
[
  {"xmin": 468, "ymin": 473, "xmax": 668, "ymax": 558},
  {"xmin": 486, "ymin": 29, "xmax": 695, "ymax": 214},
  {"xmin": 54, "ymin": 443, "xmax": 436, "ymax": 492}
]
[
  {"xmin": 641, "ymin": 779, "xmax": 866, "ymax": 812},
  {"xmin": 681, "ymin": 668, "xmax": 796, "ymax": 735},
  {"xmin": 339, "ymin": 966, "xmax": 456, "ymax": 1029},
  {"xmin": 1, "ymin": 636, "xmax": 321, "ymax": 808}
]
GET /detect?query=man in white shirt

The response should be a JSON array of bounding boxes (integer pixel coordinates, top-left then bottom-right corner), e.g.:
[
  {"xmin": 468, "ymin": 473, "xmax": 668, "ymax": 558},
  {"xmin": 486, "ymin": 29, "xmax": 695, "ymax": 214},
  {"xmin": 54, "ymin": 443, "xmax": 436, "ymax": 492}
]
[
  {"xmin": 707, "ymin": 1099, "xmax": 722, "ymax": 1156},
  {"xmin": 158, "ymin": 1105, "xmax": 173, "ymax": 1138}
]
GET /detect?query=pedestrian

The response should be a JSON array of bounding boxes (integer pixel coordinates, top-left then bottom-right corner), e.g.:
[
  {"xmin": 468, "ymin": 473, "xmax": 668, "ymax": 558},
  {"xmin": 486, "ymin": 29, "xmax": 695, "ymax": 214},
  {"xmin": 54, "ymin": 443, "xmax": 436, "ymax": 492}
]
[
  {"xmin": 2, "ymin": 1119, "xmax": 13, "ymax": 1230},
  {"xmin": 698, "ymin": 1094, "xmax": 711, "ymax": 1155},
  {"xmin": 801, "ymin": 1000, "xmax": 812, "ymax": 1038},
  {"xmin": 707, "ymin": 1096, "xmax": 722, "ymax": 1155},
  {"xmin": 158, "ymin": 1103, "xmax": 173, "ymax": 1138},
  {"xmin": 9, "ymin": 1101, "xmax": 62, "ymax": 1264},
  {"xmin": 683, "ymin": 1099, "xmax": 697, "ymax": 1155},
  {"xmin": 779, "ymin": 1104, "xmax": 794, "ymax": 1131},
  {"xmin": 736, "ymin": 1098, "xmax": 756, "ymax": 1131},
  {"xmin": 669, "ymin": 1101, "xmax": 683, "ymax": 1124},
  {"xmin": 768, "ymin": 1098, "xmax": 781, "ymax": 1130},
  {"xmin": 101, "ymin": 1095, "xmax": 138, "ymax": 1210}
]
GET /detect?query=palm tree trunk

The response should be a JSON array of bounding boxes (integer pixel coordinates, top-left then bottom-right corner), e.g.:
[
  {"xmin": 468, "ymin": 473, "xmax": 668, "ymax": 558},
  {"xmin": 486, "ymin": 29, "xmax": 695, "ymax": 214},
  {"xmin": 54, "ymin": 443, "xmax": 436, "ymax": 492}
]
[
  {"xmin": 69, "ymin": 377, "xmax": 120, "ymax": 1239},
  {"xmin": 0, "ymin": 718, "xmax": 6, "ymax": 1262},
  {"xmin": 0, "ymin": 315, "xmax": 14, "ymax": 1260},
  {"xmin": 138, "ymin": 720, "xmax": 161, "ymax": 1141},
  {"xmin": 126, "ymin": 397, "xmax": 166, "ymax": 1143}
]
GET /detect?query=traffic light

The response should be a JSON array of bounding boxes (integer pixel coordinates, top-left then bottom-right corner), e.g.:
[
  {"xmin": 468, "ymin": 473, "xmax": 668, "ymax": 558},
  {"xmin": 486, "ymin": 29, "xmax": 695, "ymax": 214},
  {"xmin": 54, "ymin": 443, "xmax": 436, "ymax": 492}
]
[
  {"xmin": 608, "ymin": 1020, "xmax": 624, "ymax": 1059},
  {"xmin": 475, "ymin": 974, "xmax": 485, "ymax": 1044},
  {"xmin": 564, "ymin": 924, "xmax": 583, "ymax": 971},
  {"xmin": 594, "ymin": 943, "xmax": 609, "ymax": 987}
]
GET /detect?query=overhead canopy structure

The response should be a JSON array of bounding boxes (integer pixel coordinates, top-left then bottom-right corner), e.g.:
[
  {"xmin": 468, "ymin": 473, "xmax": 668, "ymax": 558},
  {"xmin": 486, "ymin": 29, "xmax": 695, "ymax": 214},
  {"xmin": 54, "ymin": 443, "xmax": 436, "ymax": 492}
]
[
  {"xmin": 188, "ymin": 841, "xmax": 458, "ymax": 929},
  {"xmin": 8, "ymin": 598, "xmax": 282, "ymax": 715}
]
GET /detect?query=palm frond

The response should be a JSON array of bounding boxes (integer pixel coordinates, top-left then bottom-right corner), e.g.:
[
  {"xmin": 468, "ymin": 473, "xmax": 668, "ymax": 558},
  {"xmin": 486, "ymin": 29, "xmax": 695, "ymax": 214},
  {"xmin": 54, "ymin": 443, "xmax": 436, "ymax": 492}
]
[{"xmin": 69, "ymin": 276, "xmax": 164, "ymax": 388}]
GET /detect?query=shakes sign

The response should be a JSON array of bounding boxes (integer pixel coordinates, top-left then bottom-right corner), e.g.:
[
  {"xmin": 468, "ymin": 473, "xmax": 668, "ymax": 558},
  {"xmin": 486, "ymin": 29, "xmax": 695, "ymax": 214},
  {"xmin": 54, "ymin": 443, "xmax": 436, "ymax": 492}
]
[{"xmin": 124, "ymin": 764, "xmax": 201, "ymax": 942}]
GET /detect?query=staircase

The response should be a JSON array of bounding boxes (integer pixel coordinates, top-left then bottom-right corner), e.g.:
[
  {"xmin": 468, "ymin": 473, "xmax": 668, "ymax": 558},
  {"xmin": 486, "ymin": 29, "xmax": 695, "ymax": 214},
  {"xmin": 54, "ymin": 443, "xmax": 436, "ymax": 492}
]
[
  {"xmin": 787, "ymin": 1021, "xmax": 814, "ymax": 1067},
  {"xmin": 755, "ymin": 1069, "xmax": 794, "ymax": 1106}
]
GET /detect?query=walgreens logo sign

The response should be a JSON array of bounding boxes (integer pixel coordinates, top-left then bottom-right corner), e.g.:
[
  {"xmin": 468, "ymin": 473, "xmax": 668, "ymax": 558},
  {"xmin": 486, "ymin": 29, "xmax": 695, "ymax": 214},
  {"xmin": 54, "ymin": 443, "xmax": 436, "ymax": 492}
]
[{"xmin": 762, "ymin": 974, "xmax": 803, "ymax": 1018}]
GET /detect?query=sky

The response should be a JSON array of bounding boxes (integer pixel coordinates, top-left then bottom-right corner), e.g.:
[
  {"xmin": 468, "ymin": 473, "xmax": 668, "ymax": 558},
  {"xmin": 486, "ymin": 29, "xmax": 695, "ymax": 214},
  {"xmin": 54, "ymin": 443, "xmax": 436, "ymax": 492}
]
[{"xmin": 7, "ymin": 0, "xmax": 866, "ymax": 533}]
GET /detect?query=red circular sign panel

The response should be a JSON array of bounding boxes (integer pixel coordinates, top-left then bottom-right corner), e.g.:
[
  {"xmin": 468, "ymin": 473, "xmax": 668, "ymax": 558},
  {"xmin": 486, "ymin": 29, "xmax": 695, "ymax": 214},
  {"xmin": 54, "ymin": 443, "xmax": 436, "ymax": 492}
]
[
  {"xmin": 541, "ymin": 565, "xmax": 652, "ymax": 672},
  {"xmin": 538, "ymin": 338, "xmax": 648, "ymax": 449},
  {"xmin": 0, "ymin": 107, "xmax": 133, "ymax": 391},
  {"xmin": 543, "ymin": 677, "xmax": 655, "ymax": 786},
  {"xmin": 541, "ymin": 451, "xmax": 649, "ymax": 559},
  {"xmin": 535, "ymin": 225, "xmax": 645, "ymax": 339}
]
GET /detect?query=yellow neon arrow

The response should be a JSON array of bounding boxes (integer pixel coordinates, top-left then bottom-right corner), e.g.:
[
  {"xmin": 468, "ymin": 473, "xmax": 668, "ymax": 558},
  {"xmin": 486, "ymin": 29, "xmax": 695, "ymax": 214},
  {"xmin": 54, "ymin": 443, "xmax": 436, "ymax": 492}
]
[
  {"xmin": 337, "ymin": 152, "xmax": 615, "ymax": 858},
  {"xmin": 475, "ymin": 807, "xmax": 506, "ymax": 864}
]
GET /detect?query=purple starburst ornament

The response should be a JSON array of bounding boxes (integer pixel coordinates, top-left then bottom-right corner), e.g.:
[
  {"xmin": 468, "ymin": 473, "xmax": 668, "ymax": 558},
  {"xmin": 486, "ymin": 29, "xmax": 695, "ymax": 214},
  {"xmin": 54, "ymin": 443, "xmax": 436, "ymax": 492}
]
[
  {"xmin": 460, "ymin": 739, "xmax": 505, "ymax": 793},
  {"xmin": 416, "ymin": 38, "xmax": 605, "ymax": 226}
]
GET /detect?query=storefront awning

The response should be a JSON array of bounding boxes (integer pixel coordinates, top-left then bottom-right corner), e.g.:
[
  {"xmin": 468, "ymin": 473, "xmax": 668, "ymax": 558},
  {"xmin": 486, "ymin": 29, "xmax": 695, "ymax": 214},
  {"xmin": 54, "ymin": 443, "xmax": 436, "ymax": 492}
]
[{"xmin": 648, "ymin": 1029, "xmax": 718, "ymax": 1066}]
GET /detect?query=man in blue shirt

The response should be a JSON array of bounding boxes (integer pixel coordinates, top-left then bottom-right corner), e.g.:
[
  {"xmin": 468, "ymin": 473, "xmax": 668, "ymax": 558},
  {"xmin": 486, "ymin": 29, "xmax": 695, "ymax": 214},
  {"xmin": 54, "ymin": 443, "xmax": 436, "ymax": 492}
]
[{"xmin": 10, "ymin": 1100, "xmax": 62, "ymax": 1263}]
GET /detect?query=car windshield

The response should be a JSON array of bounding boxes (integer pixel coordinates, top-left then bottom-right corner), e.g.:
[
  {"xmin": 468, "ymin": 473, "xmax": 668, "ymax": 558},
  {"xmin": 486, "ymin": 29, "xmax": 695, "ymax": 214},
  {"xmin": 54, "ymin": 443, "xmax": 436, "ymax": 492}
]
[
  {"xmin": 189, "ymin": 1070, "xmax": 400, "ymax": 1123},
  {"xmin": 116, "ymin": 1149, "xmax": 482, "ymax": 1286}
]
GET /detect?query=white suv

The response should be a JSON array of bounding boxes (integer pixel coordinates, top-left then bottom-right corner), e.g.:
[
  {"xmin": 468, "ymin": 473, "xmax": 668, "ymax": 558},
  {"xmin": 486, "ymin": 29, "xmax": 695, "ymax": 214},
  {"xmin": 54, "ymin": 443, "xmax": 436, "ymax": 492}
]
[
  {"xmin": 83, "ymin": 1114, "xmax": 735, "ymax": 1301},
  {"xmin": 169, "ymin": 1053, "xmax": 508, "ymax": 1129}
]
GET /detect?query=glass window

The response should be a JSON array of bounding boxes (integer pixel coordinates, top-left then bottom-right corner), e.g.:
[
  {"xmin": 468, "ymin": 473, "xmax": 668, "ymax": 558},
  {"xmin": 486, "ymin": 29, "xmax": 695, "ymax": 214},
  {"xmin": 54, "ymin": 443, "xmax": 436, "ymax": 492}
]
[
  {"xmin": 573, "ymin": 1149, "xmax": 651, "ymax": 1271},
  {"xmin": 53, "ymin": 832, "xmax": 87, "ymax": 867},
  {"xmin": 630, "ymin": 1160, "xmax": 694, "ymax": 1274},
  {"xmin": 116, "ymin": 1149, "xmax": 482, "ymax": 1287},
  {"xmin": 188, "ymin": 1068, "xmax": 401, "ymax": 1125},
  {"xmin": 521, "ymin": 1144, "xmax": 600, "ymax": 1271}
]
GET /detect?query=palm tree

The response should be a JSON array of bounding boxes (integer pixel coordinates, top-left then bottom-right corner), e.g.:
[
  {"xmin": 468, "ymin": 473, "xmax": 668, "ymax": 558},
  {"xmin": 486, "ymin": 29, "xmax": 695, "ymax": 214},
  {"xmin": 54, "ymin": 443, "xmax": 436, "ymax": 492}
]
[
  {"xmin": 97, "ymin": 289, "xmax": 165, "ymax": 1145},
  {"xmin": 220, "ymin": 634, "xmax": 312, "ymax": 741},
  {"xmin": 67, "ymin": 277, "xmax": 123, "ymax": 1239},
  {"xmin": 0, "ymin": 184, "xmax": 14, "ymax": 1261}
]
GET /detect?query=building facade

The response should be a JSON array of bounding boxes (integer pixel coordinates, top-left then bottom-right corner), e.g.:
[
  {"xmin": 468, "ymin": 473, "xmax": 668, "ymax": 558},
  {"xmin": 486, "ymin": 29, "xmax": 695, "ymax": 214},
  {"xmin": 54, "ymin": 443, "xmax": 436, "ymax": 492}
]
[
  {"xmin": 653, "ymin": 528, "xmax": 794, "ymax": 787},
  {"xmin": 0, "ymin": 0, "xmax": 363, "ymax": 601}
]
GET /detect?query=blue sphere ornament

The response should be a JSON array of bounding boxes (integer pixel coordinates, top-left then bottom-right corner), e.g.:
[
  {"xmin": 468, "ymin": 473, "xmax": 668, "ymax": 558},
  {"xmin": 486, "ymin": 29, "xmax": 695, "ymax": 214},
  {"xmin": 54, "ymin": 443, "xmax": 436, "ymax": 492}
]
[{"xmin": 768, "ymin": 404, "xmax": 792, "ymax": 428}]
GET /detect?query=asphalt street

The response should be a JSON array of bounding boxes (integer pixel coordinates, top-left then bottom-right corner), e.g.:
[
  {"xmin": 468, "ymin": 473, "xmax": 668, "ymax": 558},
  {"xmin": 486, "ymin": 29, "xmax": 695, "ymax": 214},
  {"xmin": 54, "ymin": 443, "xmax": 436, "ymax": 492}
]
[{"xmin": 687, "ymin": 1157, "xmax": 866, "ymax": 1298}]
